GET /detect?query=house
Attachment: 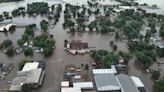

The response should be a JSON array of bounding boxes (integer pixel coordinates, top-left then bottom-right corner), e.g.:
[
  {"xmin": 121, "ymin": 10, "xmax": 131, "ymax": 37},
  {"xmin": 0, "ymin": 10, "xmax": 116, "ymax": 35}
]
[
  {"xmin": 70, "ymin": 40, "xmax": 88, "ymax": 50},
  {"xmin": 130, "ymin": 76, "xmax": 147, "ymax": 92},
  {"xmin": 9, "ymin": 69, "xmax": 45, "ymax": 92},
  {"xmin": 65, "ymin": 40, "xmax": 90, "ymax": 54},
  {"xmin": 94, "ymin": 73, "xmax": 121, "ymax": 92},
  {"xmin": 9, "ymin": 62, "xmax": 45, "ymax": 92},
  {"xmin": 0, "ymin": 23, "xmax": 15, "ymax": 32},
  {"xmin": 116, "ymin": 74, "xmax": 139, "ymax": 92}
]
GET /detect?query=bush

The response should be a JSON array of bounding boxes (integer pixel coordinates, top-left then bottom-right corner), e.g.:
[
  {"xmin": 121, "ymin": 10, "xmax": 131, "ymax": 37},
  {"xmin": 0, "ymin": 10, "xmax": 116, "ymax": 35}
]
[{"xmin": 24, "ymin": 47, "xmax": 33, "ymax": 56}]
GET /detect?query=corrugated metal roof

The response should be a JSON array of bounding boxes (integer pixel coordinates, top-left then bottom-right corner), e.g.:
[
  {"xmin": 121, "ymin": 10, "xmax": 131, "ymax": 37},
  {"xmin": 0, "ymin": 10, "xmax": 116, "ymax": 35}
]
[
  {"xmin": 93, "ymin": 65, "xmax": 117, "ymax": 74},
  {"xmin": 116, "ymin": 74, "xmax": 139, "ymax": 92},
  {"xmin": 61, "ymin": 88, "xmax": 81, "ymax": 92},
  {"xmin": 94, "ymin": 74, "xmax": 121, "ymax": 91},
  {"xmin": 73, "ymin": 82, "xmax": 94, "ymax": 90},
  {"xmin": 130, "ymin": 76, "xmax": 145, "ymax": 87}
]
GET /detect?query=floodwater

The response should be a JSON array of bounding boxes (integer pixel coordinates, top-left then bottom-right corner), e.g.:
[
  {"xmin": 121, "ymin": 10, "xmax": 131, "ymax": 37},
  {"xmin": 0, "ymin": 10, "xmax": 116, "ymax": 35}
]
[
  {"xmin": 0, "ymin": 0, "xmax": 163, "ymax": 92},
  {"xmin": 136, "ymin": 0, "xmax": 164, "ymax": 14}
]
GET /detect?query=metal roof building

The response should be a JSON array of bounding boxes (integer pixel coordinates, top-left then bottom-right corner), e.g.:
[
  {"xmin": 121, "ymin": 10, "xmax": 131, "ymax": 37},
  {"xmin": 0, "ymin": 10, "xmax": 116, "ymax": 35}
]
[
  {"xmin": 22, "ymin": 62, "xmax": 39, "ymax": 72},
  {"xmin": 116, "ymin": 74, "xmax": 139, "ymax": 92},
  {"xmin": 94, "ymin": 74, "xmax": 121, "ymax": 92},
  {"xmin": 130, "ymin": 76, "xmax": 145, "ymax": 87},
  {"xmin": 93, "ymin": 65, "xmax": 117, "ymax": 74},
  {"xmin": 130, "ymin": 76, "xmax": 147, "ymax": 92},
  {"xmin": 9, "ymin": 69, "xmax": 44, "ymax": 92},
  {"xmin": 73, "ymin": 82, "xmax": 94, "ymax": 90},
  {"xmin": 61, "ymin": 88, "xmax": 81, "ymax": 92}
]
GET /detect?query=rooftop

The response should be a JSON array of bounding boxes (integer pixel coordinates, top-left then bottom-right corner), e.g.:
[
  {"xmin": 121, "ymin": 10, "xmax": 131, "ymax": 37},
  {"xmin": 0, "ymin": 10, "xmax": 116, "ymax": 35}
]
[
  {"xmin": 116, "ymin": 74, "xmax": 139, "ymax": 92},
  {"xmin": 70, "ymin": 40, "xmax": 88, "ymax": 50},
  {"xmin": 10, "ymin": 69, "xmax": 43, "ymax": 91},
  {"xmin": 61, "ymin": 88, "xmax": 81, "ymax": 92},
  {"xmin": 93, "ymin": 65, "xmax": 117, "ymax": 74},
  {"xmin": 94, "ymin": 74, "xmax": 120, "ymax": 91},
  {"xmin": 130, "ymin": 76, "xmax": 145, "ymax": 88},
  {"xmin": 61, "ymin": 81, "xmax": 70, "ymax": 87},
  {"xmin": 73, "ymin": 82, "xmax": 94, "ymax": 90},
  {"xmin": 22, "ymin": 62, "xmax": 39, "ymax": 71}
]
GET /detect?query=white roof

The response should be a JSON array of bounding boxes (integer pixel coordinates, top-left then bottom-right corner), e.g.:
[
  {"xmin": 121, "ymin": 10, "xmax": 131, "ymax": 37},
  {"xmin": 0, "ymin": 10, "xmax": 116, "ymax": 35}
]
[
  {"xmin": 98, "ymin": 85, "xmax": 121, "ymax": 91},
  {"xmin": 130, "ymin": 76, "xmax": 145, "ymax": 87},
  {"xmin": 22, "ymin": 62, "xmax": 39, "ymax": 71},
  {"xmin": 74, "ymin": 75, "xmax": 81, "ymax": 79},
  {"xmin": 0, "ymin": 25, "xmax": 5, "ymax": 31},
  {"xmin": 5, "ymin": 23, "xmax": 15, "ymax": 31},
  {"xmin": 61, "ymin": 81, "xmax": 69, "ymax": 87},
  {"xmin": 73, "ymin": 82, "xmax": 94, "ymax": 90},
  {"xmin": 25, "ymin": 69, "xmax": 42, "ymax": 84},
  {"xmin": 61, "ymin": 88, "xmax": 81, "ymax": 92},
  {"xmin": 93, "ymin": 65, "xmax": 117, "ymax": 74}
]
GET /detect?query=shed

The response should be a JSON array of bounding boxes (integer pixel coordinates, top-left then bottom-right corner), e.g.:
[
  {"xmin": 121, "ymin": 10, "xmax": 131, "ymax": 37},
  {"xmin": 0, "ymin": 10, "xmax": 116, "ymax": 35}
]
[{"xmin": 61, "ymin": 81, "xmax": 69, "ymax": 87}]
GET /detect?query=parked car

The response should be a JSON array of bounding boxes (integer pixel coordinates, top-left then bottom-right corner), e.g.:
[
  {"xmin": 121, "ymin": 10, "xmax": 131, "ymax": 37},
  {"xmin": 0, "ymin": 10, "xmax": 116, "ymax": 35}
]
[
  {"xmin": 16, "ymin": 47, "xmax": 23, "ymax": 54},
  {"xmin": 3, "ymin": 63, "xmax": 14, "ymax": 75},
  {"xmin": 0, "ymin": 63, "xmax": 5, "ymax": 71}
]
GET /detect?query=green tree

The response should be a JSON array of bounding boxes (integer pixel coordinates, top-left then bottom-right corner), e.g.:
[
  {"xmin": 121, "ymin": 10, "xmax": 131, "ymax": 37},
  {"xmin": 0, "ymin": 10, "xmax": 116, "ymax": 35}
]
[
  {"xmin": 40, "ymin": 19, "xmax": 48, "ymax": 31},
  {"xmin": 24, "ymin": 47, "xmax": 33, "ymax": 56},
  {"xmin": 115, "ymin": 32, "xmax": 120, "ymax": 40},
  {"xmin": 84, "ymin": 64, "xmax": 89, "ymax": 71},
  {"xmin": 22, "ymin": 84, "xmax": 32, "ymax": 92},
  {"xmin": 137, "ymin": 50, "xmax": 156, "ymax": 69},
  {"xmin": 151, "ymin": 70, "xmax": 160, "ymax": 80},
  {"xmin": 22, "ymin": 33, "xmax": 29, "ymax": 41},
  {"xmin": 6, "ymin": 47, "xmax": 15, "ymax": 56},
  {"xmin": 113, "ymin": 45, "xmax": 118, "ymax": 51},
  {"xmin": 17, "ymin": 39, "xmax": 25, "ymax": 46},
  {"xmin": 18, "ymin": 59, "xmax": 28, "ymax": 70},
  {"xmin": 24, "ymin": 26, "xmax": 34, "ymax": 36},
  {"xmin": 2, "ymin": 39, "xmax": 12, "ymax": 48},
  {"xmin": 27, "ymin": 2, "xmax": 49, "ymax": 15},
  {"xmin": 43, "ymin": 47, "xmax": 53, "ymax": 56},
  {"xmin": 160, "ymin": 28, "xmax": 164, "ymax": 38},
  {"xmin": 153, "ymin": 78, "xmax": 164, "ymax": 92}
]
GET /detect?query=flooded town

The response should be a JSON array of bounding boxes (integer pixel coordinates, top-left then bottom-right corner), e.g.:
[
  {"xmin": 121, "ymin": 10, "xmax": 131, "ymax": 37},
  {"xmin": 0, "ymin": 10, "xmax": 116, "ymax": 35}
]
[{"xmin": 0, "ymin": 0, "xmax": 164, "ymax": 92}]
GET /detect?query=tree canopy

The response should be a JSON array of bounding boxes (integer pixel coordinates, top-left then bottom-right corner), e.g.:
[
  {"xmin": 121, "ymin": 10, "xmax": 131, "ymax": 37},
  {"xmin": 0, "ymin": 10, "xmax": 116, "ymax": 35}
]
[{"xmin": 153, "ymin": 78, "xmax": 164, "ymax": 92}]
